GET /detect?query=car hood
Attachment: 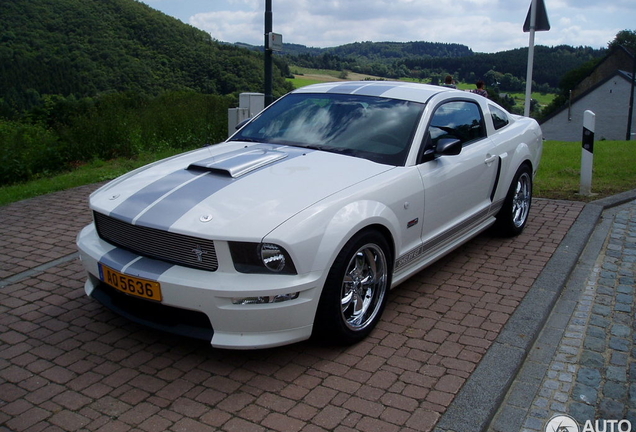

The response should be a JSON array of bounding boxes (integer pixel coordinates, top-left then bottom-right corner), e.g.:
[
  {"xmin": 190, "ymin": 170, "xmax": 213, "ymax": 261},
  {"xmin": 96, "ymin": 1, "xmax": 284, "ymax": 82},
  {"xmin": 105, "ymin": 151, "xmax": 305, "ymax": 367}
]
[{"xmin": 91, "ymin": 142, "xmax": 395, "ymax": 240}]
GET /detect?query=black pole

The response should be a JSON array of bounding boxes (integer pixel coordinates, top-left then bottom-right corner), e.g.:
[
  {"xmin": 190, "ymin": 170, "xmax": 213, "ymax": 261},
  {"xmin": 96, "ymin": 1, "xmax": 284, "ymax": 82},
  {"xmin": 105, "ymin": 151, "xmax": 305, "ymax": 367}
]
[
  {"xmin": 626, "ymin": 48, "xmax": 635, "ymax": 140},
  {"xmin": 264, "ymin": 0, "xmax": 273, "ymax": 107}
]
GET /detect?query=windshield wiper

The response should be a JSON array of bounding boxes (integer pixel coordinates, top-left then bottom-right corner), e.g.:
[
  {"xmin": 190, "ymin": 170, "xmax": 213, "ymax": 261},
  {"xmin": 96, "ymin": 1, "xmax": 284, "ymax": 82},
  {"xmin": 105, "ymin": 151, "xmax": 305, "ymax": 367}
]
[
  {"xmin": 293, "ymin": 143, "xmax": 355, "ymax": 155},
  {"xmin": 229, "ymin": 137, "xmax": 264, "ymax": 143}
]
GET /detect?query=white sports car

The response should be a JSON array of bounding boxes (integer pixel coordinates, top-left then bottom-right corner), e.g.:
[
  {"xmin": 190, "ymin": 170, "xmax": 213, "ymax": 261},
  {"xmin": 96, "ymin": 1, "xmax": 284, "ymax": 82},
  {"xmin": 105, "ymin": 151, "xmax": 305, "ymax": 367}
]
[{"xmin": 77, "ymin": 81, "xmax": 542, "ymax": 349}]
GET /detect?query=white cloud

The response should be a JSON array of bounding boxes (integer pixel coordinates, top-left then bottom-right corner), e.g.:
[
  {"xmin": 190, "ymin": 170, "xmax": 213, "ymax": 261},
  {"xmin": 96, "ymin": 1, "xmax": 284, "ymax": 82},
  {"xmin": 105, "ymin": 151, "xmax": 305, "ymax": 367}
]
[
  {"xmin": 140, "ymin": 0, "xmax": 635, "ymax": 53},
  {"xmin": 190, "ymin": 10, "xmax": 261, "ymax": 44}
]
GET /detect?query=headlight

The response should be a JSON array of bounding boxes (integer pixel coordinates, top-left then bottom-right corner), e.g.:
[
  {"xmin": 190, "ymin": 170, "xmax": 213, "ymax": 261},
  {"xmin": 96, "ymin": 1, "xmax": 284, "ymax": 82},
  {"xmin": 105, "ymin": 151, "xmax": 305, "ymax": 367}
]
[
  {"xmin": 229, "ymin": 242, "xmax": 297, "ymax": 275},
  {"xmin": 260, "ymin": 243, "xmax": 288, "ymax": 272}
]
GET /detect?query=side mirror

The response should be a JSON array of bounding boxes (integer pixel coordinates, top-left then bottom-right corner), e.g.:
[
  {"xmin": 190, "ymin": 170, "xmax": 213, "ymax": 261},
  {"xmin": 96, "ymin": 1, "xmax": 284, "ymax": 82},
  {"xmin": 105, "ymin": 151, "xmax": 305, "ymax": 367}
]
[
  {"xmin": 235, "ymin": 118, "xmax": 251, "ymax": 130},
  {"xmin": 420, "ymin": 137, "xmax": 462, "ymax": 163},
  {"xmin": 436, "ymin": 138, "xmax": 462, "ymax": 156}
]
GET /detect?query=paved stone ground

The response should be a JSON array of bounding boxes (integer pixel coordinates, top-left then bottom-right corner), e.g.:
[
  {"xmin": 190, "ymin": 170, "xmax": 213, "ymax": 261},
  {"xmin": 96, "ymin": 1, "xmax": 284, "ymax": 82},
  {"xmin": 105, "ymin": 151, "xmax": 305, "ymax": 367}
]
[
  {"xmin": 488, "ymin": 200, "xmax": 636, "ymax": 432},
  {"xmin": 0, "ymin": 184, "xmax": 585, "ymax": 432}
]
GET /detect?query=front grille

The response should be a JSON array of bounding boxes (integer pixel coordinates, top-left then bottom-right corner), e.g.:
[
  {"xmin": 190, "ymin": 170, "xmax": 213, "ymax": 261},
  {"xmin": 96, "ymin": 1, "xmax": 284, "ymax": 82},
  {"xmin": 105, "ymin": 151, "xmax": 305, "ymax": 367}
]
[{"xmin": 94, "ymin": 212, "xmax": 218, "ymax": 271}]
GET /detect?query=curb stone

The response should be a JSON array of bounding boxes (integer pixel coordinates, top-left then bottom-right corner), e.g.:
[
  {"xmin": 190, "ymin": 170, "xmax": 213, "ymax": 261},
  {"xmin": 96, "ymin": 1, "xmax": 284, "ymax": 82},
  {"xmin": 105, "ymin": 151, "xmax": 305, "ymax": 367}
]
[{"xmin": 434, "ymin": 189, "xmax": 636, "ymax": 432}]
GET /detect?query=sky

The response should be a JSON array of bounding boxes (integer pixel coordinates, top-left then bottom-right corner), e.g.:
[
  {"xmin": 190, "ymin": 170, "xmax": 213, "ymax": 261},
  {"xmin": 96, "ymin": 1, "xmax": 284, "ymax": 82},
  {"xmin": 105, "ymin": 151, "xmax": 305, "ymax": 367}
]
[{"xmin": 138, "ymin": 0, "xmax": 634, "ymax": 53}]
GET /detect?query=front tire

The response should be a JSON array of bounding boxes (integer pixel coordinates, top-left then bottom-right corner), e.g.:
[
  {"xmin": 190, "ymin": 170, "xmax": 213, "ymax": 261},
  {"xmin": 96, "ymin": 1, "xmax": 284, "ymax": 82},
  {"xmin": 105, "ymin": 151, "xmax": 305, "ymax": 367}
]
[
  {"xmin": 494, "ymin": 164, "xmax": 532, "ymax": 237},
  {"xmin": 313, "ymin": 230, "xmax": 392, "ymax": 345}
]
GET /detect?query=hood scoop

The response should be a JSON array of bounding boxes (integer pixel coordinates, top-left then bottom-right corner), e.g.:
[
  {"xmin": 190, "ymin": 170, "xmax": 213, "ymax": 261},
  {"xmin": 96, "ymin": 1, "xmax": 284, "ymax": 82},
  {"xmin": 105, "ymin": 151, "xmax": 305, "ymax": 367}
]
[{"xmin": 188, "ymin": 147, "xmax": 288, "ymax": 178}]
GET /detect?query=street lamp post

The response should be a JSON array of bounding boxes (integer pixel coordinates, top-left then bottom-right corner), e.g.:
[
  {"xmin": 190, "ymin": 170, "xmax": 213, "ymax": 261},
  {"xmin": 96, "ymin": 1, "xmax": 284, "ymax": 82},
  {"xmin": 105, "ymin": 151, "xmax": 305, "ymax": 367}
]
[
  {"xmin": 264, "ymin": 0, "xmax": 273, "ymax": 107},
  {"xmin": 522, "ymin": 0, "xmax": 550, "ymax": 117}
]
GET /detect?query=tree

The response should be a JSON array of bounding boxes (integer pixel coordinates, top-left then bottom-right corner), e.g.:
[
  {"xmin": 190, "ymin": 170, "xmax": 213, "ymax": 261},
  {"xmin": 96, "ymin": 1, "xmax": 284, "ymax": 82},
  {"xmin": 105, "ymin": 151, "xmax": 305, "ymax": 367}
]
[
  {"xmin": 608, "ymin": 30, "xmax": 636, "ymax": 53},
  {"xmin": 0, "ymin": 0, "xmax": 293, "ymax": 116}
]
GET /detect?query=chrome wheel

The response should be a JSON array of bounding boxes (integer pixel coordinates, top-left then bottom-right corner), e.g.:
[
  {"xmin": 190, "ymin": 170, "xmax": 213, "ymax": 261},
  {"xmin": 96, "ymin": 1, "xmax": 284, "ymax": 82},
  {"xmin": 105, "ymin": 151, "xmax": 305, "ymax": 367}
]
[
  {"xmin": 340, "ymin": 244, "xmax": 388, "ymax": 332},
  {"xmin": 494, "ymin": 164, "xmax": 533, "ymax": 237},
  {"xmin": 313, "ymin": 230, "xmax": 392, "ymax": 344},
  {"xmin": 512, "ymin": 172, "xmax": 531, "ymax": 228}
]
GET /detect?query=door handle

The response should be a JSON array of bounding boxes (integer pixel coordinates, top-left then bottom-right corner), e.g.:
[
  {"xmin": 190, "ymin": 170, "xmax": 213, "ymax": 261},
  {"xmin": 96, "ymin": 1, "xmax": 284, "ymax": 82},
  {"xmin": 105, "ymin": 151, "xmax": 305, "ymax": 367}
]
[{"xmin": 484, "ymin": 155, "xmax": 498, "ymax": 165}]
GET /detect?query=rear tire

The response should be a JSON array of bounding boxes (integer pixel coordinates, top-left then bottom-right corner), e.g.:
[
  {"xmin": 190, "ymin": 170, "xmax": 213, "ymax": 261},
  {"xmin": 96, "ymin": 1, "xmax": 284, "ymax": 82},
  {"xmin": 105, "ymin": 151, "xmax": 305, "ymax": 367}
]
[
  {"xmin": 313, "ymin": 230, "xmax": 392, "ymax": 345},
  {"xmin": 494, "ymin": 164, "xmax": 532, "ymax": 237}
]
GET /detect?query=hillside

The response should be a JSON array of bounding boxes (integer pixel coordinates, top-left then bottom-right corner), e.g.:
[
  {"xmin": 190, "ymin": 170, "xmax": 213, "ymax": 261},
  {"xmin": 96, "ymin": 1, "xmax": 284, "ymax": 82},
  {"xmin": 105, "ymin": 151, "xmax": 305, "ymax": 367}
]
[
  {"xmin": 0, "ymin": 0, "xmax": 292, "ymax": 114},
  {"xmin": 0, "ymin": 0, "xmax": 610, "ymax": 116},
  {"xmin": 243, "ymin": 41, "xmax": 605, "ymax": 89},
  {"xmin": 422, "ymin": 45, "xmax": 605, "ymax": 89},
  {"xmin": 278, "ymin": 40, "xmax": 473, "ymax": 59}
]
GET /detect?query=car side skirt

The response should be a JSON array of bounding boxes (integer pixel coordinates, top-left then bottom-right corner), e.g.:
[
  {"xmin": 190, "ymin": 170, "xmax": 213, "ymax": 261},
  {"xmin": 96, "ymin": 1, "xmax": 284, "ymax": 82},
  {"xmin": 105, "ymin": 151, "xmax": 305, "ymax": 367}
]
[{"xmin": 391, "ymin": 201, "xmax": 503, "ymax": 286}]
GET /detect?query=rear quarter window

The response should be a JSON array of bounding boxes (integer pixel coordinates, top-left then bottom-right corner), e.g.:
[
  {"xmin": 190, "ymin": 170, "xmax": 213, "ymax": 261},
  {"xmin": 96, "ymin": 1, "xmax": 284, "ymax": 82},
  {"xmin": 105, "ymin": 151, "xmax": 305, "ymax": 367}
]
[{"xmin": 490, "ymin": 105, "xmax": 510, "ymax": 130}]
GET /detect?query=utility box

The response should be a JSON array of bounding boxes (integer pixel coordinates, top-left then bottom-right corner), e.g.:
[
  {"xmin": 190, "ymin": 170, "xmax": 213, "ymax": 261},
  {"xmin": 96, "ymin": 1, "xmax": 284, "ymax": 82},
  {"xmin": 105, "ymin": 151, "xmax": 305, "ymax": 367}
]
[
  {"xmin": 239, "ymin": 93, "xmax": 265, "ymax": 117},
  {"xmin": 228, "ymin": 92, "xmax": 265, "ymax": 136},
  {"xmin": 266, "ymin": 32, "xmax": 283, "ymax": 52},
  {"xmin": 227, "ymin": 107, "xmax": 249, "ymax": 137}
]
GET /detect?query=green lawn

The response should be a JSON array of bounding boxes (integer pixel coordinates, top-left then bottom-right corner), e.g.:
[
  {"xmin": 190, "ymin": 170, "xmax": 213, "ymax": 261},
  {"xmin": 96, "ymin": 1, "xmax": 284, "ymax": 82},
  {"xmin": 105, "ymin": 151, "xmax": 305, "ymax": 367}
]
[
  {"xmin": 288, "ymin": 76, "xmax": 327, "ymax": 88},
  {"xmin": 1, "ymin": 141, "xmax": 634, "ymax": 207},
  {"xmin": 290, "ymin": 66, "xmax": 345, "ymax": 78},
  {"xmin": 288, "ymin": 70, "xmax": 556, "ymax": 110},
  {"xmin": 506, "ymin": 91, "xmax": 555, "ymax": 110},
  {"xmin": 534, "ymin": 140, "xmax": 636, "ymax": 201},
  {"xmin": 0, "ymin": 149, "xmax": 182, "ymax": 206}
]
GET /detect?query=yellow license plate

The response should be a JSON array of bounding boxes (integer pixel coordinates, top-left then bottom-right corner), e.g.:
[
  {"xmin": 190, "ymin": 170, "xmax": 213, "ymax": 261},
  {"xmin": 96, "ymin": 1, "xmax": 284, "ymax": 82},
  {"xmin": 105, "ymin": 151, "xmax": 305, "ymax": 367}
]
[{"xmin": 99, "ymin": 264, "xmax": 162, "ymax": 302}]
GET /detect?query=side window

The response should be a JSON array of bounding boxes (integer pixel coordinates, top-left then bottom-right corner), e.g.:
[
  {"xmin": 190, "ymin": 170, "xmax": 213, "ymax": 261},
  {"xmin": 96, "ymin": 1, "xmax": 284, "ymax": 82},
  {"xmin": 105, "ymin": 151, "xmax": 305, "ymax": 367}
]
[
  {"xmin": 427, "ymin": 101, "xmax": 486, "ymax": 149},
  {"xmin": 490, "ymin": 104, "xmax": 510, "ymax": 130}
]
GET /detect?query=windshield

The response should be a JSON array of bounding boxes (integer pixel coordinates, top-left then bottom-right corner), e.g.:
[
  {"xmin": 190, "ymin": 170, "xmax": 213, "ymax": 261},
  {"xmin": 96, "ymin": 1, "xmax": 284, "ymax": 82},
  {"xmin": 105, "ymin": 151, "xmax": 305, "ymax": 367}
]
[{"xmin": 230, "ymin": 93, "xmax": 425, "ymax": 166}]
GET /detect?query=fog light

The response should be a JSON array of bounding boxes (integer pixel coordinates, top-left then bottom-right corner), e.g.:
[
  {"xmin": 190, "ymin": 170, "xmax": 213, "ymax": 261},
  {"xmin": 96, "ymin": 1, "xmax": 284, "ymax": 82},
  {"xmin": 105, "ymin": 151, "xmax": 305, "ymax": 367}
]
[{"xmin": 232, "ymin": 292, "xmax": 299, "ymax": 305}]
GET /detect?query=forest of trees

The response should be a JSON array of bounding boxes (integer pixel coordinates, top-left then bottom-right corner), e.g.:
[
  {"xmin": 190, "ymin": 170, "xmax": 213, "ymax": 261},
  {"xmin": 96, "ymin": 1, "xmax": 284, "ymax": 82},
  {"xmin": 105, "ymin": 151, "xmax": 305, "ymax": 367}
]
[
  {"xmin": 279, "ymin": 42, "xmax": 604, "ymax": 92},
  {"xmin": 0, "ymin": 0, "xmax": 612, "ymax": 119},
  {"xmin": 0, "ymin": 0, "xmax": 293, "ymax": 117},
  {"xmin": 0, "ymin": 0, "xmax": 292, "ymax": 184}
]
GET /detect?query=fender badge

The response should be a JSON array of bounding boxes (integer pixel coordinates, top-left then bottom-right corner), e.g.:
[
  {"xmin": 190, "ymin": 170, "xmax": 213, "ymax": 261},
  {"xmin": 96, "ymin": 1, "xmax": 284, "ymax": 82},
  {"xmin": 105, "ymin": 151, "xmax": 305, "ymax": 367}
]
[{"xmin": 199, "ymin": 214, "xmax": 213, "ymax": 223}]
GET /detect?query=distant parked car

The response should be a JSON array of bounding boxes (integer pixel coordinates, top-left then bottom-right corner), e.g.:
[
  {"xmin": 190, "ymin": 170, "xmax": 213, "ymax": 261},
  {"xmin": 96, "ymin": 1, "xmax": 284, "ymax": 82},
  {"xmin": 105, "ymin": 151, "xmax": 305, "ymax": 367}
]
[{"xmin": 77, "ymin": 81, "xmax": 543, "ymax": 349}]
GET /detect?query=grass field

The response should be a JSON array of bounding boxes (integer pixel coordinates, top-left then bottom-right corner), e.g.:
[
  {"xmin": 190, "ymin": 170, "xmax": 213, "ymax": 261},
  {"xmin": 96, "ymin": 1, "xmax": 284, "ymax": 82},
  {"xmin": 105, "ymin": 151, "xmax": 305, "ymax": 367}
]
[
  {"xmin": 287, "ymin": 68, "xmax": 556, "ymax": 111},
  {"xmin": 288, "ymin": 66, "xmax": 386, "ymax": 88},
  {"xmin": 288, "ymin": 76, "xmax": 327, "ymax": 88},
  {"xmin": 535, "ymin": 140, "xmax": 636, "ymax": 201},
  {"xmin": 1, "ymin": 140, "xmax": 634, "ymax": 207},
  {"xmin": 0, "ymin": 149, "xmax": 182, "ymax": 206}
]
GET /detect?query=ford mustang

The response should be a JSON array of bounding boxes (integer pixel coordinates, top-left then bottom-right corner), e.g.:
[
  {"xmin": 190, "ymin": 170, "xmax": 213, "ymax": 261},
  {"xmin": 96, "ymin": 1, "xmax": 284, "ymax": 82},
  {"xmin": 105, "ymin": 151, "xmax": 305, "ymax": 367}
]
[{"xmin": 76, "ymin": 81, "xmax": 542, "ymax": 349}]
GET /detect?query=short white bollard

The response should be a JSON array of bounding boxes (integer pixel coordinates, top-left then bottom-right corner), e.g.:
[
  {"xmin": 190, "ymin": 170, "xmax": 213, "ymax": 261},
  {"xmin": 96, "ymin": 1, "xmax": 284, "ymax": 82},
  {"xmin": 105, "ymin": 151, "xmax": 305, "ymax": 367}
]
[{"xmin": 579, "ymin": 110, "xmax": 595, "ymax": 196}]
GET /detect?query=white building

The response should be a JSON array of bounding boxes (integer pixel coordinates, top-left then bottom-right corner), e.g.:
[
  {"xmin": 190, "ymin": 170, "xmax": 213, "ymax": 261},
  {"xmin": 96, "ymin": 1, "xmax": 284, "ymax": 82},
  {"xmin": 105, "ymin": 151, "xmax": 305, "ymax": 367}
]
[{"xmin": 540, "ymin": 47, "xmax": 635, "ymax": 142}]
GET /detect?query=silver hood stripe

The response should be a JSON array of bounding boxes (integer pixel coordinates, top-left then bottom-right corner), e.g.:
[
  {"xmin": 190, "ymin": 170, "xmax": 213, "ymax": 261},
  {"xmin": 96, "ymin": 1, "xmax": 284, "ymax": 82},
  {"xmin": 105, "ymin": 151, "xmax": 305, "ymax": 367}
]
[
  {"xmin": 108, "ymin": 144, "xmax": 311, "ymax": 230},
  {"xmin": 132, "ymin": 172, "xmax": 210, "ymax": 225},
  {"xmin": 110, "ymin": 169, "xmax": 202, "ymax": 224},
  {"xmin": 133, "ymin": 171, "xmax": 233, "ymax": 230},
  {"xmin": 326, "ymin": 81, "xmax": 409, "ymax": 95}
]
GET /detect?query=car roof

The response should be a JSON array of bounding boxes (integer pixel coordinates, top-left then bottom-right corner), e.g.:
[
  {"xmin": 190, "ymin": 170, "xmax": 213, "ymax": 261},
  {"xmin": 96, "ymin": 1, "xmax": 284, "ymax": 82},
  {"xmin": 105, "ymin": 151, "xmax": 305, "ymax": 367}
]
[{"xmin": 291, "ymin": 80, "xmax": 456, "ymax": 104}]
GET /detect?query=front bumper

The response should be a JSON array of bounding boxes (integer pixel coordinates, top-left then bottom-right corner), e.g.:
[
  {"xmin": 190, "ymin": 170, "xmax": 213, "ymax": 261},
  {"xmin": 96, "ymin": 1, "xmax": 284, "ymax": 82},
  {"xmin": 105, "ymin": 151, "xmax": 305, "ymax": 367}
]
[{"xmin": 77, "ymin": 223, "xmax": 324, "ymax": 349}]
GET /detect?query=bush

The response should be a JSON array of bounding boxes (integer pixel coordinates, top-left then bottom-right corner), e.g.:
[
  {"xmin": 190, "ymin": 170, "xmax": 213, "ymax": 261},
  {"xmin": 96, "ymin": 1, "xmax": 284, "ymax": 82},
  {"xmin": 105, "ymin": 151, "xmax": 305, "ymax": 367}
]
[
  {"xmin": 0, "ymin": 120, "xmax": 63, "ymax": 184},
  {"xmin": 0, "ymin": 91, "xmax": 236, "ymax": 185}
]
